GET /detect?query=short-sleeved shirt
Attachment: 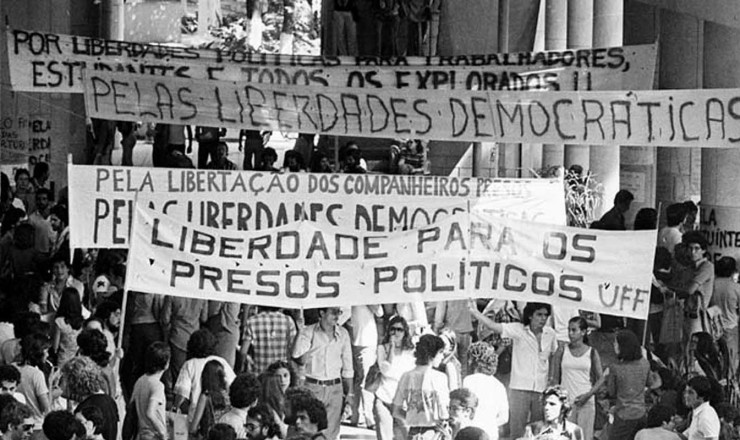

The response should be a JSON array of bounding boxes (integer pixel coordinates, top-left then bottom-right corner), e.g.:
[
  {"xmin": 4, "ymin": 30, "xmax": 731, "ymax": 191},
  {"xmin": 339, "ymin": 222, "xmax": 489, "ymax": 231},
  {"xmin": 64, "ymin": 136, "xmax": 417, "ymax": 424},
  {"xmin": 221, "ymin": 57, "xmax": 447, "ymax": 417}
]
[
  {"xmin": 292, "ymin": 323, "xmax": 353, "ymax": 381},
  {"xmin": 393, "ymin": 367, "xmax": 449, "ymax": 427},
  {"xmin": 711, "ymin": 277, "xmax": 740, "ymax": 330},
  {"xmin": 75, "ymin": 393, "xmax": 119, "ymax": 440},
  {"xmin": 132, "ymin": 374, "xmax": 166, "ymax": 439},
  {"xmin": 500, "ymin": 323, "xmax": 558, "ymax": 392},
  {"xmin": 174, "ymin": 355, "xmax": 236, "ymax": 424},
  {"xmin": 14, "ymin": 363, "xmax": 48, "ymax": 422},
  {"xmin": 54, "ymin": 317, "xmax": 81, "ymax": 366},
  {"xmin": 218, "ymin": 407, "xmax": 248, "ymax": 439},
  {"xmin": 684, "ymin": 401, "xmax": 720, "ymax": 440}
]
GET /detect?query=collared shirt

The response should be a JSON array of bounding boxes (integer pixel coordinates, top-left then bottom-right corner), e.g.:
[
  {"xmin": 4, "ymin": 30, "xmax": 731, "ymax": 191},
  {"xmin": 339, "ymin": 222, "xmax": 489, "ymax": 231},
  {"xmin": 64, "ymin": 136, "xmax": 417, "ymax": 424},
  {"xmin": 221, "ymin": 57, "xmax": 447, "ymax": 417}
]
[
  {"xmin": 711, "ymin": 277, "xmax": 740, "ymax": 330},
  {"xmin": 684, "ymin": 401, "xmax": 720, "ymax": 440},
  {"xmin": 218, "ymin": 406, "xmax": 249, "ymax": 439},
  {"xmin": 527, "ymin": 420, "xmax": 583, "ymax": 440},
  {"xmin": 161, "ymin": 296, "xmax": 208, "ymax": 351},
  {"xmin": 292, "ymin": 323, "xmax": 353, "ymax": 380},
  {"xmin": 500, "ymin": 323, "xmax": 557, "ymax": 392},
  {"xmin": 245, "ymin": 311, "xmax": 297, "ymax": 374}
]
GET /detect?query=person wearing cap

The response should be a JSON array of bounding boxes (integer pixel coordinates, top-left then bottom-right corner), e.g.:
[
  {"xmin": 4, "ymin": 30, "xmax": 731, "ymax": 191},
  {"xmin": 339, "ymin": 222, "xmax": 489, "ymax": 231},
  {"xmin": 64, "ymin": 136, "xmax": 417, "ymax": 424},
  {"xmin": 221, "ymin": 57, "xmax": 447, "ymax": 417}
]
[{"xmin": 292, "ymin": 307, "xmax": 354, "ymax": 440}]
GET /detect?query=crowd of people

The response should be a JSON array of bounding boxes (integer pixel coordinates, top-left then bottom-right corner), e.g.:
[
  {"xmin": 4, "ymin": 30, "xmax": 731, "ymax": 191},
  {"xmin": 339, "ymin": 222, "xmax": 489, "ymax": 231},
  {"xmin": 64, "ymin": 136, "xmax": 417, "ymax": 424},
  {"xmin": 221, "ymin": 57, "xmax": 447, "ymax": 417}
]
[{"xmin": 0, "ymin": 139, "xmax": 738, "ymax": 440}]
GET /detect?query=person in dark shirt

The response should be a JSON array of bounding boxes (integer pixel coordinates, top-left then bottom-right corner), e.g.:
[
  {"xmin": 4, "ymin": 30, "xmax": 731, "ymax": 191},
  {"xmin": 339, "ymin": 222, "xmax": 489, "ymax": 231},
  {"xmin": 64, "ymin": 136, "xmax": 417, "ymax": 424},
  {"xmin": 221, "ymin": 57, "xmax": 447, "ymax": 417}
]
[{"xmin": 591, "ymin": 189, "xmax": 634, "ymax": 231}]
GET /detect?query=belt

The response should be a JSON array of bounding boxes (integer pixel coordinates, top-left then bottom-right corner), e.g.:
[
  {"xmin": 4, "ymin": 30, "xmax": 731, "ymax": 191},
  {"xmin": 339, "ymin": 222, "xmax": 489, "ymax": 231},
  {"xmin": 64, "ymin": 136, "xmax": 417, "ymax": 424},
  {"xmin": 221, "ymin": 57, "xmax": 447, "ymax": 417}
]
[{"xmin": 304, "ymin": 377, "xmax": 342, "ymax": 386}]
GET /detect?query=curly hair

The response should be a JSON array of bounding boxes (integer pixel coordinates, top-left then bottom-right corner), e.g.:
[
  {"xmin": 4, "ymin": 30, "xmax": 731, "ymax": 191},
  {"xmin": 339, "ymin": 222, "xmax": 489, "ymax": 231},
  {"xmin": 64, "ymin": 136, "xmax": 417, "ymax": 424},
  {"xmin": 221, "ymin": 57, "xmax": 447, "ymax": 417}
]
[
  {"xmin": 381, "ymin": 316, "xmax": 414, "ymax": 351},
  {"xmin": 60, "ymin": 356, "xmax": 107, "ymax": 401},
  {"xmin": 414, "ymin": 334, "xmax": 445, "ymax": 366},
  {"xmin": 293, "ymin": 396, "xmax": 328, "ymax": 431},
  {"xmin": 542, "ymin": 385, "xmax": 572, "ymax": 419},
  {"xmin": 248, "ymin": 403, "xmax": 282, "ymax": 438},
  {"xmin": 467, "ymin": 342, "xmax": 498, "ymax": 376},
  {"xmin": 187, "ymin": 329, "xmax": 217, "ymax": 359},
  {"xmin": 20, "ymin": 333, "xmax": 50, "ymax": 368},
  {"xmin": 76, "ymin": 329, "xmax": 111, "ymax": 367},
  {"xmin": 229, "ymin": 373, "xmax": 260, "ymax": 409}
]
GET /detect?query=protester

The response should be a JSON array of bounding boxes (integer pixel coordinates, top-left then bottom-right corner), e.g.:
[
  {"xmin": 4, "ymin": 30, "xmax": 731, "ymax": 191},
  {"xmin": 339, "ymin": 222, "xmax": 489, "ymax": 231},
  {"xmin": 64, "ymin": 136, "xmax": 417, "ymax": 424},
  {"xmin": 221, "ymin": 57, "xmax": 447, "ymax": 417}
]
[
  {"xmin": 524, "ymin": 386, "xmax": 584, "ymax": 439},
  {"xmin": 241, "ymin": 307, "xmax": 297, "ymax": 375},
  {"xmin": 259, "ymin": 362, "xmax": 295, "ymax": 437},
  {"xmin": 131, "ymin": 342, "xmax": 170, "ymax": 440},
  {"xmin": 245, "ymin": 403, "xmax": 282, "ymax": 440},
  {"xmin": 14, "ymin": 334, "xmax": 50, "ymax": 424},
  {"xmin": 0, "ymin": 399, "xmax": 33, "ymax": 440},
  {"xmin": 659, "ymin": 203, "xmax": 688, "ymax": 254},
  {"xmin": 206, "ymin": 300, "xmax": 241, "ymax": 368},
  {"xmin": 291, "ymin": 396, "xmax": 328, "ymax": 439},
  {"xmin": 292, "ymin": 307, "xmax": 353, "ymax": 440},
  {"xmin": 606, "ymin": 329, "xmax": 658, "ymax": 440},
  {"xmin": 42, "ymin": 410, "xmax": 85, "ymax": 440},
  {"xmin": 634, "ymin": 405, "xmax": 681, "ymax": 440},
  {"xmin": 710, "ymin": 256, "xmax": 740, "ymax": 375},
  {"xmin": 0, "ymin": 366, "xmax": 25, "ymax": 404},
  {"xmin": 219, "ymin": 373, "xmax": 260, "ymax": 439},
  {"xmin": 683, "ymin": 376, "xmax": 720, "ymax": 440},
  {"xmin": 372, "ymin": 316, "xmax": 415, "ymax": 440},
  {"xmin": 549, "ymin": 316, "xmax": 603, "ymax": 440},
  {"xmin": 392, "ymin": 333, "xmax": 449, "ymax": 440},
  {"xmin": 469, "ymin": 301, "xmax": 557, "ymax": 439},
  {"xmin": 446, "ymin": 388, "xmax": 478, "ymax": 438},
  {"xmin": 189, "ymin": 359, "xmax": 231, "ymax": 437},
  {"xmin": 60, "ymin": 356, "xmax": 118, "ymax": 440},
  {"xmin": 349, "ymin": 305, "xmax": 382, "ymax": 429},
  {"xmin": 462, "ymin": 342, "xmax": 507, "ymax": 439},
  {"xmin": 52, "ymin": 288, "xmax": 84, "ymax": 366},
  {"xmin": 591, "ymin": 189, "xmax": 633, "ymax": 230}
]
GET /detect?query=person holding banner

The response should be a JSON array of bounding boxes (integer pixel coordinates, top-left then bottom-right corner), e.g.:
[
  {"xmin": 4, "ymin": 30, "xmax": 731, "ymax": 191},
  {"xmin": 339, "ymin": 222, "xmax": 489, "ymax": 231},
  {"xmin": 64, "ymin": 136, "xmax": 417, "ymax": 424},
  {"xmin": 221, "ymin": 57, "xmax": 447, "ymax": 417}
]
[
  {"xmin": 291, "ymin": 308, "xmax": 354, "ymax": 440},
  {"xmin": 468, "ymin": 302, "xmax": 557, "ymax": 440}
]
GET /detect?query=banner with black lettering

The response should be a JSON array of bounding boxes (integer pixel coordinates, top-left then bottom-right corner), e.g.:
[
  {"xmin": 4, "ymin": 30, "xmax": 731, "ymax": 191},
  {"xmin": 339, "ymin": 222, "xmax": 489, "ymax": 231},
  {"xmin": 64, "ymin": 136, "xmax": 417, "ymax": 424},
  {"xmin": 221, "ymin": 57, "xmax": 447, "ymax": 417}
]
[
  {"xmin": 6, "ymin": 29, "xmax": 657, "ymax": 93},
  {"xmin": 81, "ymin": 70, "xmax": 740, "ymax": 147},
  {"xmin": 68, "ymin": 164, "xmax": 566, "ymax": 249},
  {"xmin": 126, "ymin": 204, "xmax": 655, "ymax": 318}
]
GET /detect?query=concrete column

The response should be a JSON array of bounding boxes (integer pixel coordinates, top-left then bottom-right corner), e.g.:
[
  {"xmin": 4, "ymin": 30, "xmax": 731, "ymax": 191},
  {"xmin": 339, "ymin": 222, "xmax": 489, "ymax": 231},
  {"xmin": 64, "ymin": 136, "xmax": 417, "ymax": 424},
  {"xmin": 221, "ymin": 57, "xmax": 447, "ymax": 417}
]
[
  {"xmin": 701, "ymin": 21, "xmax": 740, "ymax": 263},
  {"xmin": 564, "ymin": 0, "xmax": 592, "ymax": 170},
  {"xmin": 542, "ymin": 0, "xmax": 567, "ymax": 168},
  {"xmin": 590, "ymin": 0, "xmax": 621, "ymax": 218},
  {"xmin": 654, "ymin": 9, "xmax": 703, "ymax": 223}
]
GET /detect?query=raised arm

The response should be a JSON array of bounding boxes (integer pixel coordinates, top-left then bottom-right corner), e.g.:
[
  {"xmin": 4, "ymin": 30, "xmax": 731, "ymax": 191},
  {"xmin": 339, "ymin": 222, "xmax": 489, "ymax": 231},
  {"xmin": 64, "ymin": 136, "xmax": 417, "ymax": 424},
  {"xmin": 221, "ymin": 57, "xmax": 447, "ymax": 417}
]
[{"xmin": 467, "ymin": 299, "xmax": 504, "ymax": 334}]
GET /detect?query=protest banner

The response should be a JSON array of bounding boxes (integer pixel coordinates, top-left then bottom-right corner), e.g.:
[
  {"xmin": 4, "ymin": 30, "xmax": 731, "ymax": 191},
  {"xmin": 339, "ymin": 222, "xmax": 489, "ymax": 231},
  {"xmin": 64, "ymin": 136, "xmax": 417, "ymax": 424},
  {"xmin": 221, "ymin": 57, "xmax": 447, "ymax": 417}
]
[
  {"xmin": 6, "ymin": 29, "xmax": 656, "ymax": 93},
  {"xmin": 68, "ymin": 164, "xmax": 566, "ymax": 249},
  {"xmin": 0, "ymin": 116, "xmax": 30, "ymax": 177},
  {"xmin": 701, "ymin": 205, "xmax": 740, "ymax": 264},
  {"xmin": 125, "ymin": 203, "xmax": 655, "ymax": 319},
  {"xmin": 82, "ymin": 70, "xmax": 740, "ymax": 147}
]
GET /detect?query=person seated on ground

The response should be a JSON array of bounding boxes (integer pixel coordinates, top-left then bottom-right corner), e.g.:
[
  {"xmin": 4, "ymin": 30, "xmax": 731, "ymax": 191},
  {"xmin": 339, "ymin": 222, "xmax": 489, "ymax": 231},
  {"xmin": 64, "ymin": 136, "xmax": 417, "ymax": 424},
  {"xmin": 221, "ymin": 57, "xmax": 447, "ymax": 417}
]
[
  {"xmin": 42, "ymin": 410, "xmax": 86, "ymax": 440},
  {"xmin": 682, "ymin": 375, "xmax": 720, "ymax": 440},
  {"xmin": 525, "ymin": 385, "xmax": 584, "ymax": 439},
  {"xmin": 257, "ymin": 147, "xmax": 280, "ymax": 172},
  {"xmin": 634, "ymin": 405, "xmax": 681, "ymax": 440},
  {"xmin": 0, "ymin": 399, "xmax": 33, "ymax": 440},
  {"xmin": 283, "ymin": 150, "xmax": 306, "ymax": 172},
  {"xmin": 75, "ymin": 406, "xmax": 106, "ymax": 440},
  {"xmin": 446, "ymin": 388, "xmax": 478, "ymax": 439},
  {"xmin": 291, "ymin": 396, "xmax": 328, "ymax": 440},
  {"xmin": 206, "ymin": 142, "xmax": 238, "ymax": 171},
  {"xmin": 207, "ymin": 423, "xmax": 236, "ymax": 440},
  {"xmin": 245, "ymin": 403, "xmax": 282, "ymax": 440},
  {"xmin": 0, "ymin": 366, "xmax": 26, "ymax": 404}
]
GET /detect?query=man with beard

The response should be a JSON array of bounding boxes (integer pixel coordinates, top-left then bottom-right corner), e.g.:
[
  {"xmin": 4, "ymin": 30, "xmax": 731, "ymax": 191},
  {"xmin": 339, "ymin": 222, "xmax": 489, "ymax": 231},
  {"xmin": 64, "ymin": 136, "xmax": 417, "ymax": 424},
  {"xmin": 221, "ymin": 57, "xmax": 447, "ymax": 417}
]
[{"xmin": 245, "ymin": 404, "xmax": 281, "ymax": 440}]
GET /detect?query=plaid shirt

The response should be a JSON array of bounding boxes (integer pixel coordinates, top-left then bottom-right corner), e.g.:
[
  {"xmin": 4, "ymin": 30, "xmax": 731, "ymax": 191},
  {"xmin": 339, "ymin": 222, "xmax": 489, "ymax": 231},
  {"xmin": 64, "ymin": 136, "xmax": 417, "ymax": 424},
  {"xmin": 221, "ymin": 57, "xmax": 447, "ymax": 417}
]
[{"xmin": 245, "ymin": 311, "xmax": 297, "ymax": 374}]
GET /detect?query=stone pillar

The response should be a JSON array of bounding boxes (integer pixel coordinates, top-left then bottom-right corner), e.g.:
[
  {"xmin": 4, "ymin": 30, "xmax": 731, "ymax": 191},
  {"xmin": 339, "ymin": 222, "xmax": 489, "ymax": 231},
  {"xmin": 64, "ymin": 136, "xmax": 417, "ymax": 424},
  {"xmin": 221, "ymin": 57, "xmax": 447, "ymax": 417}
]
[
  {"xmin": 542, "ymin": 0, "xmax": 567, "ymax": 169},
  {"xmin": 589, "ymin": 0, "xmax": 621, "ymax": 218},
  {"xmin": 655, "ymin": 9, "xmax": 703, "ymax": 223},
  {"xmin": 701, "ymin": 21, "xmax": 740, "ymax": 264},
  {"xmin": 564, "ymin": 0, "xmax": 592, "ymax": 170}
]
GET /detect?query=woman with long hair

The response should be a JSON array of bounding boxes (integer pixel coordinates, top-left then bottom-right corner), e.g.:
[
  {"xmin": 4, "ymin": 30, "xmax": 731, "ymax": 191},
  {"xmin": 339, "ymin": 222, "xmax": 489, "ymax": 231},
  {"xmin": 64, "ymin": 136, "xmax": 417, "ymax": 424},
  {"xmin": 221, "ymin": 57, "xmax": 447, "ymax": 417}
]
[
  {"xmin": 259, "ymin": 360, "xmax": 296, "ymax": 438},
  {"xmin": 190, "ymin": 359, "xmax": 231, "ymax": 438},
  {"xmin": 549, "ymin": 316, "xmax": 604, "ymax": 440},
  {"xmin": 374, "ymin": 316, "xmax": 416, "ymax": 440},
  {"xmin": 53, "ymin": 287, "xmax": 84, "ymax": 366},
  {"xmin": 392, "ymin": 333, "xmax": 448, "ymax": 440},
  {"xmin": 684, "ymin": 331, "xmax": 726, "ymax": 383},
  {"xmin": 606, "ymin": 329, "xmax": 658, "ymax": 440}
]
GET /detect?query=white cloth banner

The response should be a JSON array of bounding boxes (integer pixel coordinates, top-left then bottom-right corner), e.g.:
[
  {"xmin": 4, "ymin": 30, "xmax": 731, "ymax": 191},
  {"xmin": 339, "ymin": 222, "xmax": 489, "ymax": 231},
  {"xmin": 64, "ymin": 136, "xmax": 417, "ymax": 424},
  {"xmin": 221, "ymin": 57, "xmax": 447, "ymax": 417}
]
[
  {"xmin": 126, "ymin": 204, "xmax": 655, "ymax": 319},
  {"xmin": 67, "ymin": 164, "xmax": 566, "ymax": 248}
]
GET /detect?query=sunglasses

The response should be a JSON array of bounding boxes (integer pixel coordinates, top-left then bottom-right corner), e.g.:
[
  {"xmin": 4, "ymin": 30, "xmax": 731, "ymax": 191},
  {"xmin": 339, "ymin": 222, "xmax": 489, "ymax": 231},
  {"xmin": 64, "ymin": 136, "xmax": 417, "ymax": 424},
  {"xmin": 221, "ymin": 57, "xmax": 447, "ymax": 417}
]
[{"xmin": 389, "ymin": 327, "xmax": 405, "ymax": 333}]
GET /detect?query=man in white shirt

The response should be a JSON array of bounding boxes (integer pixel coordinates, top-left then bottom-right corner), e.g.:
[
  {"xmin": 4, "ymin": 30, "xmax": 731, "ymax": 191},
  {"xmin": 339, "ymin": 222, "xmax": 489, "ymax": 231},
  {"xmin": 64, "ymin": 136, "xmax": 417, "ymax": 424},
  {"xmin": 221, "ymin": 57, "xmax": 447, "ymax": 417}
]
[
  {"xmin": 469, "ymin": 301, "xmax": 557, "ymax": 439},
  {"xmin": 348, "ymin": 305, "xmax": 382, "ymax": 428},
  {"xmin": 658, "ymin": 203, "xmax": 687, "ymax": 254},
  {"xmin": 292, "ymin": 307, "xmax": 354, "ymax": 440},
  {"xmin": 683, "ymin": 376, "xmax": 720, "ymax": 440}
]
